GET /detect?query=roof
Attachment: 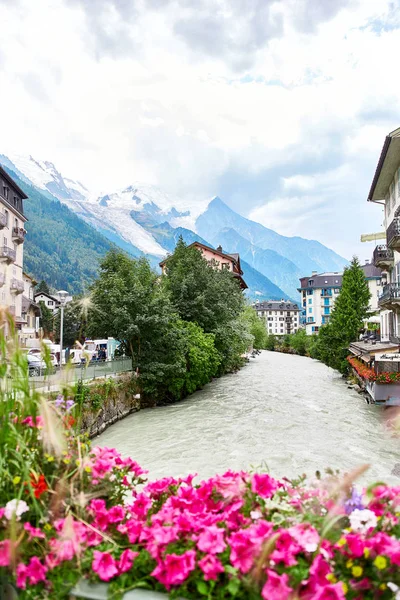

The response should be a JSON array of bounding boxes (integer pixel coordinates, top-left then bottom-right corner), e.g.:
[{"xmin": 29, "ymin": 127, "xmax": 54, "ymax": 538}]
[
  {"xmin": 0, "ymin": 164, "xmax": 28, "ymax": 200},
  {"xmin": 298, "ymin": 272, "xmax": 343, "ymax": 290},
  {"xmin": 22, "ymin": 295, "xmax": 41, "ymax": 315},
  {"xmin": 368, "ymin": 126, "xmax": 400, "ymax": 202},
  {"xmin": 23, "ymin": 272, "xmax": 38, "ymax": 285},
  {"xmin": 361, "ymin": 262, "xmax": 382, "ymax": 279},
  {"xmin": 34, "ymin": 291, "xmax": 60, "ymax": 303},
  {"xmin": 253, "ymin": 301, "xmax": 300, "ymax": 311}
]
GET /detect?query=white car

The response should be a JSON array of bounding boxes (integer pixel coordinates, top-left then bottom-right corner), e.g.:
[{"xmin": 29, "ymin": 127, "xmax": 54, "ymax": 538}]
[{"xmin": 27, "ymin": 354, "xmax": 47, "ymax": 377}]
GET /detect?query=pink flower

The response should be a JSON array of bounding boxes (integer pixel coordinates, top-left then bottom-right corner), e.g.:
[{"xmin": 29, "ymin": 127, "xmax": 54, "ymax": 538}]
[
  {"xmin": 23, "ymin": 523, "xmax": 45, "ymax": 540},
  {"xmin": 25, "ymin": 556, "xmax": 47, "ymax": 585},
  {"xmin": 289, "ymin": 524, "xmax": 319, "ymax": 553},
  {"xmin": 0, "ymin": 540, "xmax": 11, "ymax": 567},
  {"xmin": 262, "ymin": 570, "xmax": 292, "ymax": 600},
  {"xmin": 151, "ymin": 550, "xmax": 196, "ymax": 589},
  {"xmin": 117, "ymin": 518, "xmax": 142, "ymax": 544},
  {"xmin": 198, "ymin": 554, "xmax": 225, "ymax": 580},
  {"xmin": 107, "ymin": 505, "xmax": 126, "ymax": 523},
  {"xmin": 270, "ymin": 530, "xmax": 301, "ymax": 567},
  {"xmin": 197, "ymin": 526, "xmax": 226, "ymax": 554},
  {"xmin": 16, "ymin": 564, "xmax": 28, "ymax": 589},
  {"xmin": 118, "ymin": 549, "xmax": 138, "ymax": 574},
  {"xmin": 228, "ymin": 530, "xmax": 259, "ymax": 574},
  {"xmin": 251, "ymin": 473, "xmax": 280, "ymax": 499},
  {"xmin": 311, "ymin": 583, "xmax": 346, "ymax": 600},
  {"xmin": 92, "ymin": 551, "xmax": 118, "ymax": 581}
]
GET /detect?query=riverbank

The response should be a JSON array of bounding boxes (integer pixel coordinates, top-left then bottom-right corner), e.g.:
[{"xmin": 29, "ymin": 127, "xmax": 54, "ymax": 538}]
[{"xmin": 96, "ymin": 351, "xmax": 400, "ymax": 484}]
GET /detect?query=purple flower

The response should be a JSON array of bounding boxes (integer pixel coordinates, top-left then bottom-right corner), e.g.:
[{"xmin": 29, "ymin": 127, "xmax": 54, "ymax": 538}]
[
  {"xmin": 344, "ymin": 486, "xmax": 364, "ymax": 515},
  {"xmin": 55, "ymin": 395, "xmax": 64, "ymax": 408},
  {"xmin": 66, "ymin": 399, "xmax": 75, "ymax": 410}
]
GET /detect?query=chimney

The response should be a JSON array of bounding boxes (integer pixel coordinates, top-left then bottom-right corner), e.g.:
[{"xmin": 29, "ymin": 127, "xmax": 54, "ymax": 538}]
[
  {"xmin": 365, "ymin": 259, "xmax": 369, "ymax": 265},
  {"xmin": 311, "ymin": 271, "xmax": 317, "ymax": 276},
  {"xmin": 216, "ymin": 245, "xmax": 222, "ymax": 252}
]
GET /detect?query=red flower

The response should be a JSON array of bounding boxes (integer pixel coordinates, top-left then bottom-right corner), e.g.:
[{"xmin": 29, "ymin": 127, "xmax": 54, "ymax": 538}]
[{"xmin": 30, "ymin": 473, "xmax": 48, "ymax": 499}]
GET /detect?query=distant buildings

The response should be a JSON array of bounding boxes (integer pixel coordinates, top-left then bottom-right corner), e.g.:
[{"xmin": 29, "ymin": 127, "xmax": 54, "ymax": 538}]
[
  {"xmin": 298, "ymin": 263, "xmax": 382, "ymax": 335},
  {"xmin": 367, "ymin": 126, "xmax": 400, "ymax": 342},
  {"xmin": 34, "ymin": 291, "xmax": 61, "ymax": 313},
  {"xmin": 20, "ymin": 273, "xmax": 41, "ymax": 346},
  {"xmin": 160, "ymin": 241, "xmax": 247, "ymax": 290},
  {"xmin": 252, "ymin": 300, "xmax": 300, "ymax": 335},
  {"xmin": 0, "ymin": 165, "xmax": 27, "ymax": 337}
]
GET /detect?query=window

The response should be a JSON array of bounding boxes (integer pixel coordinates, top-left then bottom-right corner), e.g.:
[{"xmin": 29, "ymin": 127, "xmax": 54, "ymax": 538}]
[
  {"xmin": 308, "ymin": 298, "xmax": 312, "ymax": 304},
  {"xmin": 307, "ymin": 317, "xmax": 314, "ymax": 323},
  {"xmin": 308, "ymin": 308, "xmax": 312, "ymax": 313},
  {"xmin": 267, "ymin": 317, "xmax": 273, "ymax": 321},
  {"xmin": 222, "ymin": 263, "xmax": 230, "ymax": 270},
  {"xmin": 307, "ymin": 289, "xmax": 313, "ymax": 295},
  {"xmin": 3, "ymin": 186, "xmax": 8, "ymax": 199},
  {"xmin": 3, "ymin": 237, "xmax": 6, "ymax": 246},
  {"xmin": 324, "ymin": 298, "xmax": 330, "ymax": 305},
  {"xmin": 308, "ymin": 279, "xmax": 314, "ymax": 286},
  {"xmin": 48, "ymin": 301, "xmax": 54, "ymax": 306},
  {"xmin": 279, "ymin": 317, "xmax": 284, "ymax": 321},
  {"xmin": 324, "ymin": 307, "xmax": 330, "ymax": 315},
  {"xmin": 334, "ymin": 288, "xmax": 340, "ymax": 293},
  {"xmin": 280, "ymin": 311, "xmax": 283, "ymax": 315},
  {"xmin": 4, "ymin": 211, "xmax": 8, "ymax": 227},
  {"xmin": 269, "ymin": 311, "xmax": 272, "ymax": 315}
]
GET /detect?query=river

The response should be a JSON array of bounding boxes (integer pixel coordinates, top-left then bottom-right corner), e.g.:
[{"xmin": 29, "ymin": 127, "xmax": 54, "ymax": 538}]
[{"xmin": 97, "ymin": 351, "xmax": 400, "ymax": 484}]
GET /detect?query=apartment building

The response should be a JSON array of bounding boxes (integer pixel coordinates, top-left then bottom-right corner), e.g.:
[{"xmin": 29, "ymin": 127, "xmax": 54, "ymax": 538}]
[
  {"xmin": 160, "ymin": 241, "xmax": 247, "ymax": 290},
  {"xmin": 252, "ymin": 300, "xmax": 301, "ymax": 335},
  {"xmin": 367, "ymin": 126, "xmax": 400, "ymax": 342},
  {"xmin": 298, "ymin": 272, "xmax": 343, "ymax": 335},
  {"xmin": 20, "ymin": 272, "xmax": 41, "ymax": 346},
  {"xmin": 298, "ymin": 263, "xmax": 382, "ymax": 335},
  {"xmin": 0, "ymin": 165, "xmax": 27, "ymax": 335}
]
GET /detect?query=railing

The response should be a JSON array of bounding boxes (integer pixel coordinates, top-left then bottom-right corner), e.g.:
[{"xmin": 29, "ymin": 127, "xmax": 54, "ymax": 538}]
[
  {"xmin": 10, "ymin": 278, "xmax": 24, "ymax": 294},
  {"xmin": 12, "ymin": 227, "xmax": 26, "ymax": 243},
  {"xmin": 0, "ymin": 246, "xmax": 16, "ymax": 262},
  {"xmin": 0, "ymin": 213, "xmax": 7, "ymax": 229},
  {"xmin": 29, "ymin": 357, "xmax": 133, "ymax": 389},
  {"xmin": 387, "ymin": 217, "xmax": 400, "ymax": 248},
  {"xmin": 379, "ymin": 282, "xmax": 400, "ymax": 305},
  {"xmin": 373, "ymin": 244, "xmax": 394, "ymax": 267}
]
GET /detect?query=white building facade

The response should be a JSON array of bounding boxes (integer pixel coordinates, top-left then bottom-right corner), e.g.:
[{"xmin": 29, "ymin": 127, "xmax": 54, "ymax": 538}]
[
  {"xmin": 252, "ymin": 300, "xmax": 301, "ymax": 335},
  {"xmin": 368, "ymin": 127, "xmax": 400, "ymax": 343},
  {"xmin": 298, "ymin": 273, "xmax": 342, "ymax": 335},
  {"xmin": 0, "ymin": 165, "xmax": 27, "ymax": 336}
]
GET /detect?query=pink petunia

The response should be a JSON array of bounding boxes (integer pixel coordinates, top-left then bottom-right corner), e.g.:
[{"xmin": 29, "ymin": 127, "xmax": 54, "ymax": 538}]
[
  {"xmin": 107, "ymin": 505, "xmax": 126, "ymax": 523},
  {"xmin": 16, "ymin": 564, "xmax": 28, "ymax": 589},
  {"xmin": 151, "ymin": 550, "xmax": 196, "ymax": 589},
  {"xmin": 198, "ymin": 554, "xmax": 225, "ymax": 580},
  {"xmin": 118, "ymin": 549, "xmax": 138, "ymax": 574},
  {"xmin": 251, "ymin": 473, "xmax": 280, "ymax": 499},
  {"xmin": 25, "ymin": 556, "xmax": 48, "ymax": 585},
  {"xmin": 262, "ymin": 570, "xmax": 292, "ymax": 600},
  {"xmin": 23, "ymin": 523, "xmax": 45, "ymax": 540},
  {"xmin": 0, "ymin": 540, "xmax": 11, "ymax": 567},
  {"xmin": 197, "ymin": 525, "xmax": 226, "ymax": 554},
  {"xmin": 92, "ymin": 551, "xmax": 118, "ymax": 581},
  {"xmin": 311, "ymin": 583, "xmax": 346, "ymax": 600}
]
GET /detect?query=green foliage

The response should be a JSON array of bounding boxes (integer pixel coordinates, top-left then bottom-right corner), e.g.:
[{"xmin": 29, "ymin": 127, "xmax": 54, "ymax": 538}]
[
  {"xmin": 38, "ymin": 300, "xmax": 54, "ymax": 338},
  {"xmin": 287, "ymin": 329, "xmax": 309, "ymax": 356},
  {"xmin": 313, "ymin": 257, "xmax": 371, "ymax": 373},
  {"xmin": 241, "ymin": 306, "xmax": 268, "ymax": 349},
  {"xmin": 36, "ymin": 280, "xmax": 50, "ymax": 294},
  {"xmin": 54, "ymin": 299, "xmax": 88, "ymax": 347},
  {"xmin": 265, "ymin": 333, "xmax": 277, "ymax": 351},
  {"xmin": 162, "ymin": 237, "xmax": 245, "ymax": 333}
]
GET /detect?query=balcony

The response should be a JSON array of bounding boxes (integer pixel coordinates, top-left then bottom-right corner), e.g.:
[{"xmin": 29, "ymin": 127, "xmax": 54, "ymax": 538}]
[
  {"xmin": 12, "ymin": 227, "xmax": 26, "ymax": 244},
  {"xmin": 10, "ymin": 278, "xmax": 24, "ymax": 295},
  {"xmin": 0, "ymin": 246, "xmax": 16, "ymax": 264},
  {"xmin": 379, "ymin": 282, "xmax": 400, "ymax": 308},
  {"xmin": 387, "ymin": 217, "xmax": 400, "ymax": 250},
  {"xmin": 373, "ymin": 244, "xmax": 394, "ymax": 269},
  {"xmin": 0, "ymin": 214, "xmax": 7, "ymax": 229}
]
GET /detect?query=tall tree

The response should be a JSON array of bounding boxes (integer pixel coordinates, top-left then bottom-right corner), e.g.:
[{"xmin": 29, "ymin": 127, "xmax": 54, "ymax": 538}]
[
  {"xmin": 54, "ymin": 299, "xmax": 87, "ymax": 347},
  {"xmin": 36, "ymin": 280, "xmax": 50, "ymax": 295},
  {"xmin": 38, "ymin": 301, "xmax": 54, "ymax": 338},
  {"xmin": 162, "ymin": 237, "xmax": 245, "ymax": 333}
]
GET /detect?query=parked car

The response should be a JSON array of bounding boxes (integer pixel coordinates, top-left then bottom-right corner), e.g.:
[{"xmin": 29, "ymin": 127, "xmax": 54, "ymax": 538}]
[
  {"xmin": 27, "ymin": 348, "xmax": 58, "ymax": 369},
  {"xmin": 27, "ymin": 354, "xmax": 47, "ymax": 377}
]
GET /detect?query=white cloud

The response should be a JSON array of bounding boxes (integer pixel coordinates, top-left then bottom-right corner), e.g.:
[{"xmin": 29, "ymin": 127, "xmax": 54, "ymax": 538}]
[{"xmin": 0, "ymin": 0, "xmax": 399, "ymax": 256}]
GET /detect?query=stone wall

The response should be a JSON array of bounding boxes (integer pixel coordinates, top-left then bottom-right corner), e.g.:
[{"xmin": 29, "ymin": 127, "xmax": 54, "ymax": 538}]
[{"xmin": 79, "ymin": 373, "xmax": 141, "ymax": 438}]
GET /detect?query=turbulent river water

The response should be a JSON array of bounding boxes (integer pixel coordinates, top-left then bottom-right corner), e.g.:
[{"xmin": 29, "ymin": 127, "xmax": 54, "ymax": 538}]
[{"xmin": 97, "ymin": 351, "xmax": 400, "ymax": 484}]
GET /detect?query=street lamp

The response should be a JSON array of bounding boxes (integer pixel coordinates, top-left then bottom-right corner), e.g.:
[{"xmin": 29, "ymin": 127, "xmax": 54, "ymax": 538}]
[{"xmin": 57, "ymin": 290, "xmax": 69, "ymax": 369}]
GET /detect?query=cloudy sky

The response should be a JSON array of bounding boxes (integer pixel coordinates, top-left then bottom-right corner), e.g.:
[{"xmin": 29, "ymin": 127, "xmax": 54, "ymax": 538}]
[{"xmin": 1, "ymin": 0, "xmax": 399, "ymax": 258}]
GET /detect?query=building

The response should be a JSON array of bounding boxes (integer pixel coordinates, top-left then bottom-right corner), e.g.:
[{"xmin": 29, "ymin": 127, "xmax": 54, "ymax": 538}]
[
  {"xmin": 0, "ymin": 165, "xmax": 27, "ymax": 335},
  {"xmin": 252, "ymin": 300, "xmax": 301, "ymax": 335},
  {"xmin": 159, "ymin": 242, "xmax": 247, "ymax": 289},
  {"xmin": 367, "ymin": 126, "xmax": 400, "ymax": 342},
  {"xmin": 20, "ymin": 272, "xmax": 41, "ymax": 346},
  {"xmin": 34, "ymin": 291, "xmax": 61, "ymax": 313},
  {"xmin": 298, "ymin": 263, "xmax": 382, "ymax": 336},
  {"xmin": 298, "ymin": 272, "xmax": 343, "ymax": 335}
]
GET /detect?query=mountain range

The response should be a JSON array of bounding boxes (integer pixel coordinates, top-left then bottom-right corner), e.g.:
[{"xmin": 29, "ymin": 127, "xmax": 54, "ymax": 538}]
[{"xmin": 0, "ymin": 153, "xmax": 348, "ymax": 300}]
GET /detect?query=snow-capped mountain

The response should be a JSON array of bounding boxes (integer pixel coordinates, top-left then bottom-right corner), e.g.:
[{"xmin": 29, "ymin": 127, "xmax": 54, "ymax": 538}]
[{"xmin": 0, "ymin": 153, "xmax": 348, "ymax": 299}]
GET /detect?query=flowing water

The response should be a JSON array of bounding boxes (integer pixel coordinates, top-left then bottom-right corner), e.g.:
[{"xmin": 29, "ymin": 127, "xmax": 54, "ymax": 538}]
[{"xmin": 97, "ymin": 351, "xmax": 400, "ymax": 483}]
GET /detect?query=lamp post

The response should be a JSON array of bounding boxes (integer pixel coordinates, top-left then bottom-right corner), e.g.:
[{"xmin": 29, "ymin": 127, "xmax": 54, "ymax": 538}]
[{"xmin": 57, "ymin": 290, "xmax": 68, "ymax": 369}]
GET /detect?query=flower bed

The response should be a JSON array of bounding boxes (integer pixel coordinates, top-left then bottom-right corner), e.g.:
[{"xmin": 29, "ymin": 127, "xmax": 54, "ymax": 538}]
[
  {"xmin": 1, "ymin": 342, "xmax": 400, "ymax": 599},
  {"xmin": 347, "ymin": 356, "xmax": 400, "ymax": 384}
]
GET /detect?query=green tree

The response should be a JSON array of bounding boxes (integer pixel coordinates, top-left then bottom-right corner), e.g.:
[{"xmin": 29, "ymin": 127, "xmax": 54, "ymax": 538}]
[
  {"xmin": 162, "ymin": 237, "xmax": 245, "ymax": 334},
  {"xmin": 38, "ymin": 301, "xmax": 54, "ymax": 338},
  {"xmin": 265, "ymin": 334, "xmax": 277, "ymax": 351},
  {"xmin": 241, "ymin": 305, "xmax": 267, "ymax": 349},
  {"xmin": 313, "ymin": 257, "xmax": 371, "ymax": 373},
  {"xmin": 289, "ymin": 329, "xmax": 309, "ymax": 356},
  {"xmin": 54, "ymin": 299, "xmax": 88, "ymax": 347},
  {"xmin": 36, "ymin": 280, "xmax": 50, "ymax": 295},
  {"xmin": 88, "ymin": 250, "xmax": 187, "ymax": 401}
]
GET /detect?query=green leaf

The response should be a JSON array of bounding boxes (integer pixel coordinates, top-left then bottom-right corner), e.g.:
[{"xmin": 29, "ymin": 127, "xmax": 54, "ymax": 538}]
[{"xmin": 196, "ymin": 580, "xmax": 209, "ymax": 595}]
